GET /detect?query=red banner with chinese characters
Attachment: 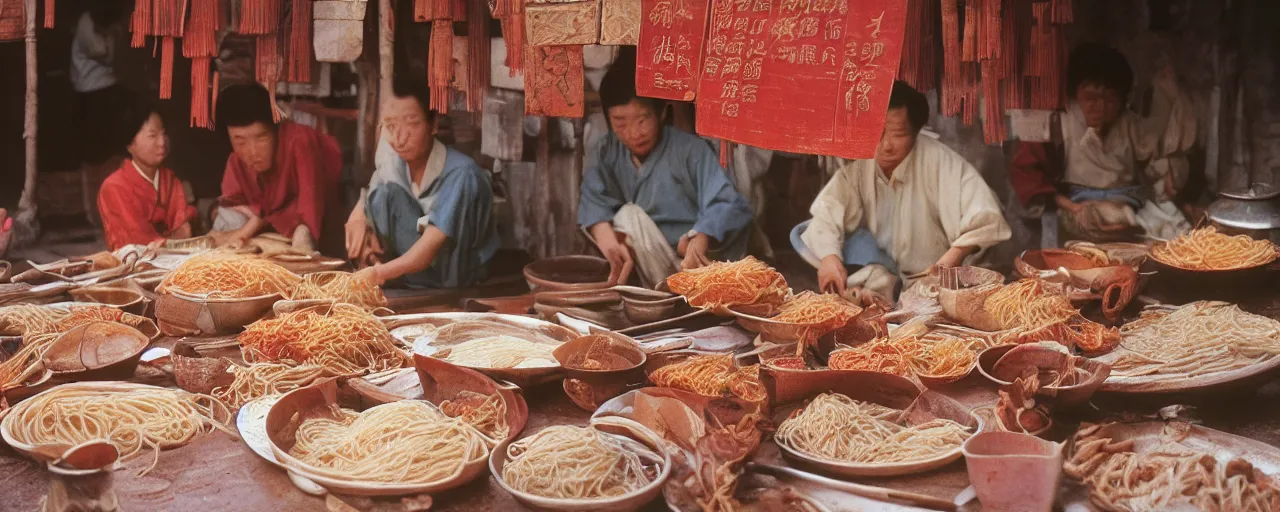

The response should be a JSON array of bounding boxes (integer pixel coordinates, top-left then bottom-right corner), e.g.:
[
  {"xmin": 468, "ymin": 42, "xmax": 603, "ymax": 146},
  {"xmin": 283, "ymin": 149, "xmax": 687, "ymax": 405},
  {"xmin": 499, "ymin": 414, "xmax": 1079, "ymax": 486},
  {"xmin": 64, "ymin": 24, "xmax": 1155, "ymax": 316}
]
[
  {"xmin": 636, "ymin": 0, "xmax": 710, "ymax": 101},
  {"xmin": 525, "ymin": 45, "xmax": 586, "ymax": 117},
  {"xmin": 695, "ymin": 0, "xmax": 907, "ymax": 159}
]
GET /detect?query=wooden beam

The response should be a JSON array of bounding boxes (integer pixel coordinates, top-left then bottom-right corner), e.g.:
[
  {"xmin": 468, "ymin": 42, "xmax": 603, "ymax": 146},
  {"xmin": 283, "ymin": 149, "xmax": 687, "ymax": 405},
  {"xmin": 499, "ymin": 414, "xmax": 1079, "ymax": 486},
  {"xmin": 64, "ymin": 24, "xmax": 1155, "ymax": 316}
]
[{"xmin": 15, "ymin": 0, "xmax": 39, "ymax": 244}]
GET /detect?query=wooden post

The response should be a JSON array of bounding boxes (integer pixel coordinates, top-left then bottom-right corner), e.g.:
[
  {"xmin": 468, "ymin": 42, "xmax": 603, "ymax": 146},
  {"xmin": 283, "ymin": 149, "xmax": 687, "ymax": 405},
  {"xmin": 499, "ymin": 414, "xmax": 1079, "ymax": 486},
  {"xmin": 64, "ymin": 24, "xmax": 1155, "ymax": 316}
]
[
  {"xmin": 15, "ymin": 0, "xmax": 39, "ymax": 244},
  {"xmin": 378, "ymin": 0, "xmax": 393, "ymax": 103}
]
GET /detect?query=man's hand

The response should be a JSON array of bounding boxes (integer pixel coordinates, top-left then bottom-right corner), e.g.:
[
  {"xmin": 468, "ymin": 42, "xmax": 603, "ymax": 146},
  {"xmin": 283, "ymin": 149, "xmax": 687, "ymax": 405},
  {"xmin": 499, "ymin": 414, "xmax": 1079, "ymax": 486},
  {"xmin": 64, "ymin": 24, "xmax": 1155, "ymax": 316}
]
[
  {"xmin": 590, "ymin": 222, "xmax": 634, "ymax": 286},
  {"xmin": 1055, "ymin": 194, "xmax": 1084, "ymax": 214},
  {"xmin": 931, "ymin": 246, "xmax": 972, "ymax": 273},
  {"xmin": 354, "ymin": 264, "xmax": 385, "ymax": 287},
  {"xmin": 680, "ymin": 233, "xmax": 712, "ymax": 270},
  {"xmin": 849, "ymin": 286, "xmax": 892, "ymax": 309},
  {"xmin": 817, "ymin": 255, "xmax": 848, "ymax": 295},
  {"xmin": 345, "ymin": 209, "xmax": 369, "ymax": 260},
  {"xmin": 209, "ymin": 230, "xmax": 246, "ymax": 248}
]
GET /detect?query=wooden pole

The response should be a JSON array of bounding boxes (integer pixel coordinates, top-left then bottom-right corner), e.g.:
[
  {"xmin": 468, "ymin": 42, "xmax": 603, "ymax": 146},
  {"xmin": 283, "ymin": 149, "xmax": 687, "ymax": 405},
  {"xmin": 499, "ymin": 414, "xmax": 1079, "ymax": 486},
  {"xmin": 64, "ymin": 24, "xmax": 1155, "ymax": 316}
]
[
  {"xmin": 378, "ymin": 0, "xmax": 393, "ymax": 103},
  {"xmin": 15, "ymin": 0, "xmax": 40, "ymax": 244}
]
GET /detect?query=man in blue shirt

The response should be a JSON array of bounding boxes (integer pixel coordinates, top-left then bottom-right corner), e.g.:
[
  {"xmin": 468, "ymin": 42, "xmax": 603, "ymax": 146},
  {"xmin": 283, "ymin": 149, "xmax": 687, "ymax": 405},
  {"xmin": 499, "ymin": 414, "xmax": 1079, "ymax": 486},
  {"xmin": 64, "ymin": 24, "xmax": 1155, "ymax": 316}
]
[{"xmin": 579, "ymin": 62, "xmax": 754, "ymax": 287}]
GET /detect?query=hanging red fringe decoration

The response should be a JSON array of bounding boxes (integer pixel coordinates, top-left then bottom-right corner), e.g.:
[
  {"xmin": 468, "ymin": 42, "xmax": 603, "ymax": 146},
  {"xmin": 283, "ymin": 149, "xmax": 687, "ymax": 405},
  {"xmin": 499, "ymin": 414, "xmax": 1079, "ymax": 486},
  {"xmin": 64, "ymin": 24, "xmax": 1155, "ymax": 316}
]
[
  {"xmin": 981, "ymin": 60, "xmax": 1006, "ymax": 145},
  {"xmin": 428, "ymin": 20, "xmax": 453, "ymax": 113},
  {"xmin": 718, "ymin": 140, "xmax": 732, "ymax": 170},
  {"xmin": 897, "ymin": 0, "xmax": 937, "ymax": 93},
  {"xmin": 212, "ymin": 71, "xmax": 220, "ymax": 125},
  {"xmin": 256, "ymin": 33, "xmax": 280, "ymax": 85},
  {"xmin": 1027, "ymin": 2, "xmax": 1062, "ymax": 110},
  {"xmin": 466, "ymin": 0, "xmax": 490, "ymax": 112},
  {"xmin": 961, "ymin": 0, "xmax": 976, "ymax": 63},
  {"xmin": 452, "ymin": 0, "xmax": 466, "ymax": 21},
  {"xmin": 160, "ymin": 37, "xmax": 176, "ymax": 99},
  {"xmin": 43, "ymin": 0, "xmax": 52, "ymax": 28},
  {"xmin": 940, "ymin": 0, "xmax": 962, "ymax": 116},
  {"xmin": 185, "ymin": 0, "xmax": 219, "ymax": 128},
  {"xmin": 239, "ymin": 0, "xmax": 279, "ymax": 35},
  {"xmin": 999, "ymin": 0, "xmax": 1024, "ymax": 111},
  {"xmin": 286, "ymin": 0, "xmax": 313, "ymax": 83},
  {"xmin": 190, "ymin": 58, "xmax": 212, "ymax": 127},
  {"xmin": 502, "ymin": 0, "xmax": 524, "ymax": 74},
  {"xmin": 416, "ymin": 0, "xmax": 450, "ymax": 20},
  {"xmin": 130, "ymin": 0, "xmax": 152, "ymax": 48},
  {"xmin": 1051, "ymin": 0, "xmax": 1072, "ymax": 24}
]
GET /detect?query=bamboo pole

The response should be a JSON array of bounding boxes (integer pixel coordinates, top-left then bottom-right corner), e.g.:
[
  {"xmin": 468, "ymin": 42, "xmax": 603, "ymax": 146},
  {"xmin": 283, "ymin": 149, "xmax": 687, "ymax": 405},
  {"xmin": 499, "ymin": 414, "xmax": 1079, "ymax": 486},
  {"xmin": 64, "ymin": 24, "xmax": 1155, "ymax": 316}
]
[{"xmin": 15, "ymin": 0, "xmax": 39, "ymax": 244}]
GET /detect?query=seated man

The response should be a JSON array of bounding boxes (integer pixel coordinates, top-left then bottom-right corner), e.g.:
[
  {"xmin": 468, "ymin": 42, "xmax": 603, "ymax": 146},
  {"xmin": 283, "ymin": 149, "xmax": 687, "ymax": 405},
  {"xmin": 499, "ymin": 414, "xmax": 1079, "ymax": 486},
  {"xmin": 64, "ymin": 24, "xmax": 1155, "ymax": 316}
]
[
  {"xmin": 1009, "ymin": 43, "xmax": 1191, "ymax": 242},
  {"xmin": 97, "ymin": 103, "xmax": 196, "ymax": 250},
  {"xmin": 210, "ymin": 83, "xmax": 344, "ymax": 255},
  {"xmin": 580, "ymin": 61, "xmax": 754, "ymax": 287},
  {"xmin": 348, "ymin": 78, "xmax": 499, "ymax": 288},
  {"xmin": 793, "ymin": 81, "xmax": 1011, "ymax": 302}
]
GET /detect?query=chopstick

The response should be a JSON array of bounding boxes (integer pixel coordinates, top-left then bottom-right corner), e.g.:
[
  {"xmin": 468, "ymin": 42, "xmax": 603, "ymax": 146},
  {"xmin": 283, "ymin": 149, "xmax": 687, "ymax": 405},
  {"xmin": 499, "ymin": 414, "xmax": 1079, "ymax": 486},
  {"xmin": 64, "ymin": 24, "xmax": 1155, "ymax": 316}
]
[{"xmin": 747, "ymin": 462, "xmax": 957, "ymax": 511}]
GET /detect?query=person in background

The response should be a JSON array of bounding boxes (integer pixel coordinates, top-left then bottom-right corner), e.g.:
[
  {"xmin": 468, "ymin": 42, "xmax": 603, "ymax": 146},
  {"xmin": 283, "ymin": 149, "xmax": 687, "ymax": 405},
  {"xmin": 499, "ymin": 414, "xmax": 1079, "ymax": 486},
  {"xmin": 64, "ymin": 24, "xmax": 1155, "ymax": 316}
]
[
  {"xmin": 210, "ymin": 83, "xmax": 344, "ymax": 256},
  {"xmin": 579, "ymin": 58, "xmax": 754, "ymax": 288},
  {"xmin": 1008, "ymin": 43, "xmax": 1192, "ymax": 242},
  {"xmin": 72, "ymin": 1, "xmax": 129, "ymax": 225},
  {"xmin": 348, "ymin": 77, "xmax": 499, "ymax": 288},
  {"xmin": 792, "ymin": 81, "xmax": 1011, "ymax": 304},
  {"xmin": 97, "ymin": 103, "xmax": 196, "ymax": 250}
]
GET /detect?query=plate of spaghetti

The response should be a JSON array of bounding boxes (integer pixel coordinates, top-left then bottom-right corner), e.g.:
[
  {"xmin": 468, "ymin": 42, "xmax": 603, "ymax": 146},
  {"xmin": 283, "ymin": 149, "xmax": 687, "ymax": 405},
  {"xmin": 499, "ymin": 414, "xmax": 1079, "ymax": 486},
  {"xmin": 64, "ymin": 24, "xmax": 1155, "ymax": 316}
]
[
  {"xmin": 239, "ymin": 302, "xmax": 408, "ymax": 375},
  {"xmin": 157, "ymin": 251, "xmax": 301, "ymax": 300},
  {"xmin": 774, "ymin": 390, "xmax": 979, "ymax": 477},
  {"xmin": 666, "ymin": 257, "xmax": 789, "ymax": 316},
  {"xmin": 289, "ymin": 271, "xmax": 387, "ymax": 312},
  {"xmin": 645, "ymin": 351, "xmax": 769, "ymax": 403},
  {"xmin": 394, "ymin": 312, "xmax": 579, "ymax": 387},
  {"xmin": 1095, "ymin": 301, "xmax": 1280, "ymax": 394},
  {"xmin": 264, "ymin": 381, "xmax": 493, "ymax": 496},
  {"xmin": 0, "ymin": 382, "xmax": 234, "ymax": 475},
  {"xmin": 492, "ymin": 424, "xmax": 670, "ymax": 512},
  {"xmin": 1150, "ymin": 226, "xmax": 1278, "ymax": 271},
  {"xmin": 827, "ymin": 331, "xmax": 988, "ymax": 387}
]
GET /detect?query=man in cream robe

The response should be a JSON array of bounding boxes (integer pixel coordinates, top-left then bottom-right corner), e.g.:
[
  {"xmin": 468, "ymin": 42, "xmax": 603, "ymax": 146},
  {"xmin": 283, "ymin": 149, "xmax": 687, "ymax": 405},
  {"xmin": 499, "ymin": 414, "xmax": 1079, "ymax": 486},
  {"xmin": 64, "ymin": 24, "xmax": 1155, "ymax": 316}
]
[{"xmin": 792, "ymin": 82, "xmax": 1011, "ymax": 301}]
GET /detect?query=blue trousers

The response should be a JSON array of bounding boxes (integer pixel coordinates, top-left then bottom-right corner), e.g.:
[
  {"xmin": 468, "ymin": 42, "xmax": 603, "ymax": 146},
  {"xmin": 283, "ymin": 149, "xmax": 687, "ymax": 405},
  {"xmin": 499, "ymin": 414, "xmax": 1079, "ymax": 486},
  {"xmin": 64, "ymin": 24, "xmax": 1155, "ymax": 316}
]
[
  {"xmin": 367, "ymin": 185, "xmax": 489, "ymax": 289},
  {"xmin": 789, "ymin": 220, "xmax": 900, "ymax": 275}
]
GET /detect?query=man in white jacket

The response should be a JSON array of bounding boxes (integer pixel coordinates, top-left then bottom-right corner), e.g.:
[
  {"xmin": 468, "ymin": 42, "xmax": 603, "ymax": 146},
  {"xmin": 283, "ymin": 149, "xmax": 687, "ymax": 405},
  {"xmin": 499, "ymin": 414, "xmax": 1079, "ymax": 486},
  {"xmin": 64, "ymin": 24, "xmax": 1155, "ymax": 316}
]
[{"xmin": 792, "ymin": 81, "xmax": 1012, "ymax": 303}]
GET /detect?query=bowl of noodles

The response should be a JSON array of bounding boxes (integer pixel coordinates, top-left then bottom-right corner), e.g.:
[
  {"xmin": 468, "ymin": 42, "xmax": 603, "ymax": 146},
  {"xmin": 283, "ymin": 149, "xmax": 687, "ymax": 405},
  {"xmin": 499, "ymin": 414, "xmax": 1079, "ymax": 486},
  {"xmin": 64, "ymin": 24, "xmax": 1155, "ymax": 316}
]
[
  {"xmin": 154, "ymin": 252, "xmax": 302, "ymax": 336},
  {"xmin": 728, "ymin": 292, "xmax": 863, "ymax": 351},
  {"xmin": 491, "ymin": 422, "xmax": 671, "ymax": 512},
  {"xmin": 394, "ymin": 312, "xmax": 579, "ymax": 387},
  {"xmin": 1149, "ymin": 226, "xmax": 1278, "ymax": 272},
  {"xmin": 644, "ymin": 350, "xmax": 769, "ymax": 404},
  {"xmin": 827, "ymin": 329, "xmax": 989, "ymax": 389},
  {"xmin": 554, "ymin": 332, "xmax": 648, "ymax": 410},
  {"xmin": 666, "ymin": 257, "xmax": 789, "ymax": 316},
  {"xmin": 771, "ymin": 374, "xmax": 980, "ymax": 477},
  {"xmin": 264, "ymin": 380, "xmax": 493, "ymax": 496}
]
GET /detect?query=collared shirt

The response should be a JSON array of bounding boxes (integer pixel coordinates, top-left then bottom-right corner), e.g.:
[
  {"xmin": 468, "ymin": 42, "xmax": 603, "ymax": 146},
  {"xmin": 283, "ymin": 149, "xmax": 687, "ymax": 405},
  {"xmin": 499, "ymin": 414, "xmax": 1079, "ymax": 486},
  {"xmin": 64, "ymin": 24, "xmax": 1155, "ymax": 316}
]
[
  {"xmin": 577, "ymin": 127, "xmax": 754, "ymax": 247},
  {"xmin": 411, "ymin": 138, "xmax": 447, "ymax": 198},
  {"xmin": 71, "ymin": 12, "xmax": 117, "ymax": 93},
  {"xmin": 801, "ymin": 136, "xmax": 1011, "ymax": 277},
  {"xmin": 98, "ymin": 159, "xmax": 196, "ymax": 250},
  {"xmin": 1061, "ymin": 104, "xmax": 1144, "ymax": 190},
  {"xmin": 133, "ymin": 160, "xmax": 160, "ymax": 191}
]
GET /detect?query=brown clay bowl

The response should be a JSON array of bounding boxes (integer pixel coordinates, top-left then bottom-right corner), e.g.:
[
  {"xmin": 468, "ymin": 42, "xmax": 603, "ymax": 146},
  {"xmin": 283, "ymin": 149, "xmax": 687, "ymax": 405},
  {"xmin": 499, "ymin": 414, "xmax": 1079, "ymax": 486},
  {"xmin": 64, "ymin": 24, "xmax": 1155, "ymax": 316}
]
[
  {"xmin": 155, "ymin": 287, "xmax": 281, "ymax": 336},
  {"xmin": 977, "ymin": 344, "xmax": 1111, "ymax": 409},
  {"xmin": 265, "ymin": 380, "xmax": 492, "ymax": 496},
  {"xmin": 617, "ymin": 286, "xmax": 685, "ymax": 325},
  {"xmin": 70, "ymin": 287, "xmax": 147, "ymax": 316},
  {"xmin": 523, "ymin": 255, "xmax": 612, "ymax": 292},
  {"xmin": 171, "ymin": 342, "xmax": 236, "ymax": 395},
  {"xmin": 413, "ymin": 354, "xmax": 530, "ymax": 445},
  {"xmin": 553, "ymin": 332, "xmax": 648, "ymax": 411},
  {"xmin": 0, "ymin": 260, "xmax": 11, "ymax": 283},
  {"xmin": 42, "ymin": 321, "xmax": 150, "ymax": 380}
]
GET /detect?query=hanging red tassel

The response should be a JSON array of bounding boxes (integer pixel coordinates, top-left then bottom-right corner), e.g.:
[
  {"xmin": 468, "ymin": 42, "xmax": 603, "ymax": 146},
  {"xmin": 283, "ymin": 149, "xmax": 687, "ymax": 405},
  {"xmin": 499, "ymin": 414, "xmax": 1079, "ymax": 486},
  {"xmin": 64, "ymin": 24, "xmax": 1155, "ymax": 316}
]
[
  {"xmin": 190, "ymin": 57, "xmax": 212, "ymax": 128},
  {"xmin": 183, "ymin": 0, "xmax": 219, "ymax": 58},
  {"xmin": 1051, "ymin": 0, "xmax": 1072, "ymax": 24},
  {"xmin": 43, "ymin": 0, "xmax": 52, "ymax": 28},
  {"xmin": 466, "ymin": 0, "xmax": 489, "ymax": 112},
  {"xmin": 940, "ymin": 0, "xmax": 962, "ymax": 116},
  {"xmin": 961, "ymin": 0, "xmax": 976, "ymax": 62},
  {"xmin": 718, "ymin": 140, "xmax": 732, "ymax": 170},
  {"xmin": 160, "ymin": 37, "xmax": 175, "ymax": 99},
  {"xmin": 239, "ymin": 0, "xmax": 279, "ymax": 35},
  {"xmin": 130, "ymin": 0, "xmax": 151, "ymax": 48},
  {"xmin": 256, "ymin": 33, "xmax": 280, "ymax": 85},
  {"xmin": 504, "ymin": 0, "xmax": 524, "ymax": 74},
  {"xmin": 286, "ymin": 0, "xmax": 313, "ymax": 83},
  {"xmin": 428, "ymin": 20, "xmax": 453, "ymax": 113}
]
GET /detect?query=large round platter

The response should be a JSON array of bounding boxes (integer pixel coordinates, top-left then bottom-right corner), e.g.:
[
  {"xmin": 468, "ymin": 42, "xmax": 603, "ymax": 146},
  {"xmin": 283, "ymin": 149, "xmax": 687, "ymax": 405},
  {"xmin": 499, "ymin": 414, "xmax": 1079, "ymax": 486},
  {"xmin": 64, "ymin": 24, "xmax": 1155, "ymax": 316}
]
[
  {"xmin": 1063, "ymin": 421, "xmax": 1280, "ymax": 508},
  {"xmin": 1092, "ymin": 346, "xmax": 1280, "ymax": 396},
  {"xmin": 771, "ymin": 372, "xmax": 980, "ymax": 478},
  {"xmin": 386, "ymin": 312, "xmax": 578, "ymax": 387},
  {"xmin": 263, "ymin": 381, "xmax": 490, "ymax": 497}
]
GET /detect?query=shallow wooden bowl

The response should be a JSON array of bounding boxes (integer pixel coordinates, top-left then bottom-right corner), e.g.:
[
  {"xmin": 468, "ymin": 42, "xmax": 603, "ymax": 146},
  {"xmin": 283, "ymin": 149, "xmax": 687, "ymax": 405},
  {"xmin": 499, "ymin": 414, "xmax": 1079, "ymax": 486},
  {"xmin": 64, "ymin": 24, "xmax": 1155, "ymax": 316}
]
[
  {"xmin": 43, "ymin": 321, "xmax": 150, "ymax": 380},
  {"xmin": 264, "ymin": 380, "xmax": 491, "ymax": 497},
  {"xmin": 155, "ymin": 287, "xmax": 280, "ymax": 336},
  {"xmin": 523, "ymin": 255, "xmax": 613, "ymax": 292},
  {"xmin": 69, "ymin": 287, "xmax": 147, "ymax": 316},
  {"xmin": 977, "ymin": 344, "xmax": 1111, "ymax": 410}
]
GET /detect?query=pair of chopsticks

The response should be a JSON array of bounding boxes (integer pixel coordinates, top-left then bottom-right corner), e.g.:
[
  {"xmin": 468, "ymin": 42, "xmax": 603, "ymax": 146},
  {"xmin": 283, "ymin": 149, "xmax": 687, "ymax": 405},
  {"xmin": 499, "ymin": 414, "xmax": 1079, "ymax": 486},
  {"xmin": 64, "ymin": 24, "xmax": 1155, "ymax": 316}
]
[{"xmin": 748, "ymin": 462, "xmax": 956, "ymax": 511}]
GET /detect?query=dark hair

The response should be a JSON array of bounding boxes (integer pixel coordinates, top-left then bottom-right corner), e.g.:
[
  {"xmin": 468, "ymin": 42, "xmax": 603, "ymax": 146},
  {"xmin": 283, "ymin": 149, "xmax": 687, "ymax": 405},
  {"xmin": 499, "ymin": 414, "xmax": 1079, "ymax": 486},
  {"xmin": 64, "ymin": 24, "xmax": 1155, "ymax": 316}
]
[
  {"xmin": 116, "ymin": 99, "xmax": 161, "ymax": 153},
  {"xmin": 216, "ymin": 83, "xmax": 276, "ymax": 131},
  {"xmin": 887, "ymin": 80, "xmax": 928, "ymax": 133},
  {"xmin": 599, "ymin": 46, "xmax": 664, "ymax": 115},
  {"xmin": 88, "ymin": 1, "xmax": 126, "ymax": 27},
  {"xmin": 1067, "ymin": 43, "xmax": 1134, "ymax": 100},
  {"xmin": 390, "ymin": 75, "xmax": 435, "ymax": 120}
]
